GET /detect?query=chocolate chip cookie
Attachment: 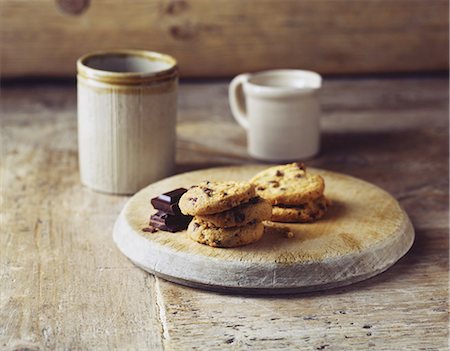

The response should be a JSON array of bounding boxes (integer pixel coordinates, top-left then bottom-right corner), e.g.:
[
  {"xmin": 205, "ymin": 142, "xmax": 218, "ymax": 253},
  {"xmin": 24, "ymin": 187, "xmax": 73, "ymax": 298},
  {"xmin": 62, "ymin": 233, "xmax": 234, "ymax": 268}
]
[
  {"xmin": 271, "ymin": 195, "xmax": 331, "ymax": 223},
  {"xmin": 250, "ymin": 163, "xmax": 325, "ymax": 205},
  {"xmin": 187, "ymin": 219, "xmax": 264, "ymax": 248},
  {"xmin": 179, "ymin": 181, "xmax": 256, "ymax": 216},
  {"xmin": 196, "ymin": 197, "xmax": 272, "ymax": 228}
]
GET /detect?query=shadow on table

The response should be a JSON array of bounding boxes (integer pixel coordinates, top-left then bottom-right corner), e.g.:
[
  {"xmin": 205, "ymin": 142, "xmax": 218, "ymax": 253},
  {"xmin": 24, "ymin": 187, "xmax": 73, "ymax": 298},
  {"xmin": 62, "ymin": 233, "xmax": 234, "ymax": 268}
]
[{"xmin": 175, "ymin": 126, "xmax": 447, "ymax": 179}]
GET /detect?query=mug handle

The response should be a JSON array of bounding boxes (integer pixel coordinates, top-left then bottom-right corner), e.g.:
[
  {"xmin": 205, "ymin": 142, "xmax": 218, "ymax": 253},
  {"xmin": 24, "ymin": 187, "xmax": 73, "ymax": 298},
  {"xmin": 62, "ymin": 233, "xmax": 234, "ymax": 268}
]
[{"xmin": 228, "ymin": 73, "xmax": 250, "ymax": 130}]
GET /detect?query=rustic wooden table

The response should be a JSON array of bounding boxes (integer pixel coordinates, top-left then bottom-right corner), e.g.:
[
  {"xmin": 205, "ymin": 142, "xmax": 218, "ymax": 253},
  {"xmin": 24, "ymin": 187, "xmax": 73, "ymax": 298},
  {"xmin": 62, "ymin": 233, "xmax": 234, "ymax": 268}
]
[{"xmin": 1, "ymin": 75, "xmax": 448, "ymax": 350}]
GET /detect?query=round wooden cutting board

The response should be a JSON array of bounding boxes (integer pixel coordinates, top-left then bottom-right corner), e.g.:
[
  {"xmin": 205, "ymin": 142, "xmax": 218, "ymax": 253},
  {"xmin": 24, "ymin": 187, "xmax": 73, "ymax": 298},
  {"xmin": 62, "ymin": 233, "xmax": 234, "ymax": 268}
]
[{"xmin": 113, "ymin": 165, "xmax": 414, "ymax": 294}]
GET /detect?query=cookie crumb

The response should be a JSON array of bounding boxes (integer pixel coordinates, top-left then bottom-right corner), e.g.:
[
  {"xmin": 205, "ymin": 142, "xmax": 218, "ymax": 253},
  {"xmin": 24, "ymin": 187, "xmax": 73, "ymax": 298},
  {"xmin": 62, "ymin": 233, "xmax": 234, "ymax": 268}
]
[
  {"xmin": 286, "ymin": 231, "xmax": 294, "ymax": 239},
  {"xmin": 263, "ymin": 222, "xmax": 294, "ymax": 238},
  {"xmin": 142, "ymin": 226, "xmax": 158, "ymax": 233}
]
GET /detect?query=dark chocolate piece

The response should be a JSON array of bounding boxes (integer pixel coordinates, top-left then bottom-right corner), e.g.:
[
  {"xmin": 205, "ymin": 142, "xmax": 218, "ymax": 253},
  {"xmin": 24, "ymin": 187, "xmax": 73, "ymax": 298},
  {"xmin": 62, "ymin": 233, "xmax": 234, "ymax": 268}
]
[
  {"xmin": 268, "ymin": 180, "xmax": 280, "ymax": 188},
  {"xmin": 150, "ymin": 210, "xmax": 192, "ymax": 233},
  {"xmin": 247, "ymin": 197, "xmax": 260, "ymax": 204},
  {"xmin": 151, "ymin": 188, "xmax": 187, "ymax": 215},
  {"xmin": 278, "ymin": 203, "xmax": 306, "ymax": 209},
  {"xmin": 233, "ymin": 212, "xmax": 246, "ymax": 223}
]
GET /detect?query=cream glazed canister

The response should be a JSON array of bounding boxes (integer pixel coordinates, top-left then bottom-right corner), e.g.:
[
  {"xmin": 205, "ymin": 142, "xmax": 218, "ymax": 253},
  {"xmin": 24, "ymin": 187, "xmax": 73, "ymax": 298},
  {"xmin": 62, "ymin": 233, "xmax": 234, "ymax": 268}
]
[{"xmin": 77, "ymin": 50, "xmax": 178, "ymax": 194}]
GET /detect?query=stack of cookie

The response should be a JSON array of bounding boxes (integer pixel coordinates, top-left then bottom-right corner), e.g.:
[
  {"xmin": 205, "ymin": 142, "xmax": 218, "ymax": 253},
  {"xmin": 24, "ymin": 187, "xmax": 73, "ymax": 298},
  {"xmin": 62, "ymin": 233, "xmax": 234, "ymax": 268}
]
[
  {"xmin": 251, "ymin": 163, "xmax": 330, "ymax": 223},
  {"xmin": 179, "ymin": 181, "xmax": 272, "ymax": 247}
]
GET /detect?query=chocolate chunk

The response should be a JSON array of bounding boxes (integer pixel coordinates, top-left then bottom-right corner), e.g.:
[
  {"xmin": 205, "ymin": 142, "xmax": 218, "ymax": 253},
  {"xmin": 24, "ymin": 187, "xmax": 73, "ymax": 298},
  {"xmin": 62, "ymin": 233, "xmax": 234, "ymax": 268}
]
[
  {"xmin": 247, "ymin": 197, "xmax": 260, "ymax": 204},
  {"xmin": 256, "ymin": 186, "xmax": 266, "ymax": 191},
  {"xmin": 268, "ymin": 180, "xmax": 280, "ymax": 188},
  {"xmin": 234, "ymin": 212, "xmax": 246, "ymax": 223},
  {"xmin": 150, "ymin": 210, "xmax": 192, "ymax": 233},
  {"xmin": 278, "ymin": 203, "xmax": 306, "ymax": 209},
  {"xmin": 276, "ymin": 170, "xmax": 284, "ymax": 177},
  {"xmin": 151, "ymin": 188, "xmax": 187, "ymax": 215},
  {"xmin": 189, "ymin": 197, "xmax": 198, "ymax": 203},
  {"xmin": 295, "ymin": 162, "xmax": 306, "ymax": 171},
  {"xmin": 295, "ymin": 173, "xmax": 304, "ymax": 178},
  {"xmin": 203, "ymin": 187, "xmax": 214, "ymax": 197}
]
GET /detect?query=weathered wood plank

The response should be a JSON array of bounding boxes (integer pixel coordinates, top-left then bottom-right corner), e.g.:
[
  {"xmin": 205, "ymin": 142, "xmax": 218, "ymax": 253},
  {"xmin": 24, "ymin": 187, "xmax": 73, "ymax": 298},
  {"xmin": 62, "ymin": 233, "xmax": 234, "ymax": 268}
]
[
  {"xmin": 0, "ymin": 0, "xmax": 448, "ymax": 78},
  {"xmin": 0, "ymin": 102, "xmax": 165, "ymax": 349},
  {"xmin": 0, "ymin": 76, "xmax": 448, "ymax": 349},
  {"xmin": 157, "ymin": 228, "xmax": 448, "ymax": 350}
]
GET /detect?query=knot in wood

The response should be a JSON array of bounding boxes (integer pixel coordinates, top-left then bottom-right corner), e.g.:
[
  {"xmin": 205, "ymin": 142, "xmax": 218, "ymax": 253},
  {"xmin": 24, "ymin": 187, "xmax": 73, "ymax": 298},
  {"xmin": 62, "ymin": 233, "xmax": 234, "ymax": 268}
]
[
  {"xmin": 166, "ymin": 0, "xmax": 189, "ymax": 15},
  {"xmin": 56, "ymin": 0, "xmax": 90, "ymax": 15}
]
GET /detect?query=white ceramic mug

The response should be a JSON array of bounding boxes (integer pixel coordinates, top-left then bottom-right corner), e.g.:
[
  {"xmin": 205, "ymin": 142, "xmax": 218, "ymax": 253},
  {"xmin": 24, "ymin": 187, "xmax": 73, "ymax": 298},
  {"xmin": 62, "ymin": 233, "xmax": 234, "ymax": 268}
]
[
  {"xmin": 229, "ymin": 69, "xmax": 322, "ymax": 161},
  {"xmin": 77, "ymin": 50, "xmax": 178, "ymax": 194}
]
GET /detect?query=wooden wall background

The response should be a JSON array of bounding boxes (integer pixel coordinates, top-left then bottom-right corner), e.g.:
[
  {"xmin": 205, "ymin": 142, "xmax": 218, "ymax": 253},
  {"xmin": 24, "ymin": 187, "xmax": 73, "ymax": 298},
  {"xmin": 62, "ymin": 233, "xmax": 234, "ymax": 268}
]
[{"xmin": 0, "ymin": 0, "xmax": 448, "ymax": 78}]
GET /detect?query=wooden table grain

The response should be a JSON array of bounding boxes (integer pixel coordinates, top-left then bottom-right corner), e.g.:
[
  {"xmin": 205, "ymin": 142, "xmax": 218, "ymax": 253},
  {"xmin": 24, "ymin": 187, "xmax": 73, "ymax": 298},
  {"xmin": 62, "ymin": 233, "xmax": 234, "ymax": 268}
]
[{"xmin": 1, "ymin": 76, "xmax": 448, "ymax": 350}]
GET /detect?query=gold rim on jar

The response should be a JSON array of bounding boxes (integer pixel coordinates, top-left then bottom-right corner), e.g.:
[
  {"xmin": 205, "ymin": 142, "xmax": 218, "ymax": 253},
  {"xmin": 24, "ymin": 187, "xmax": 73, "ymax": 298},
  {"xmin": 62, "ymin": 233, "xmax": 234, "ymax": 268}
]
[{"xmin": 77, "ymin": 49, "xmax": 178, "ymax": 86}]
